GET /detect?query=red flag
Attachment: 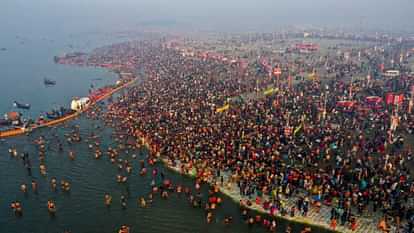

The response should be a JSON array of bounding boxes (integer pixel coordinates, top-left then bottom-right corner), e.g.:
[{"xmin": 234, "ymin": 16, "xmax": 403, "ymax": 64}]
[
  {"xmin": 379, "ymin": 63, "xmax": 385, "ymax": 72},
  {"xmin": 385, "ymin": 93, "xmax": 395, "ymax": 105}
]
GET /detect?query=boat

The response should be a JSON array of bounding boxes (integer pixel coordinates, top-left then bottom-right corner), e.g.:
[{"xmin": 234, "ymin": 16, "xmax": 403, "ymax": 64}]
[
  {"xmin": 45, "ymin": 107, "xmax": 74, "ymax": 120},
  {"xmin": 0, "ymin": 119, "xmax": 11, "ymax": 126},
  {"xmin": 13, "ymin": 101, "xmax": 31, "ymax": 110},
  {"xmin": 45, "ymin": 111, "xmax": 60, "ymax": 120},
  {"xmin": 44, "ymin": 78, "xmax": 56, "ymax": 86}
]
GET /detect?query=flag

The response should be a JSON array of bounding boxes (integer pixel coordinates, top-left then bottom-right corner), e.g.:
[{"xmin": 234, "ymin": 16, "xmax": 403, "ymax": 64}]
[
  {"xmin": 216, "ymin": 104, "xmax": 230, "ymax": 113},
  {"xmin": 293, "ymin": 123, "xmax": 303, "ymax": 136},
  {"xmin": 308, "ymin": 70, "xmax": 317, "ymax": 80},
  {"xmin": 379, "ymin": 63, "xmax": 385, "ymax": 72},
  {"xmin": 385, "ymin": 93, "xmax": 395, "ymax": 105}
]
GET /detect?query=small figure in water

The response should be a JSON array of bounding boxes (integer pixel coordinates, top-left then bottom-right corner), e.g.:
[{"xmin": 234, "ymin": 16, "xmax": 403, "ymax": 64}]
[
  {"xmin": 20, "ymin": 183, "xmax": 27, "ymax": 193},
  {"xmin": 11, "ymin": 201, "xmax": 23, "ymax": 216},
  {"xmin": 207, "ymin": 211, "xmax": 213, "ymax": 223},
  {"xmin": 223, "ymin": 216, "xmax": 233, "ymax": 225},
  {"xmin": 121, "ymin": 195, "xmax": 127, "ymax": 209},
  {"xmin": 39, "ymin": 164, "xmax": 47, "ymax": 176},
  {"xmin": 47, "ymin": 199, "xmax": 57, "ymax": 216},
  {"xmin": 104, "ymin": 193, "xmax": 112, "ymax": 207},
  {"xmin": 139, "ymin": 197, "xmax": 146, "ymax": 208},
  {"xmin": 61, "ymin": 180, "xmax": 71, "ymax": 192},
  {"xmin": 69, "ymin": 151, "xmax": 75, "ymax": 161},
  {"xmin": 118, "ymin": 225, "xmax": 130, "ymax": 233},
  {"xmin": 51, "ymin": 177, "xmax": 57, "ymax": 191},
  {"xmin": 31, "ymin": 180, "xmax": 38, "ymax": 194}
]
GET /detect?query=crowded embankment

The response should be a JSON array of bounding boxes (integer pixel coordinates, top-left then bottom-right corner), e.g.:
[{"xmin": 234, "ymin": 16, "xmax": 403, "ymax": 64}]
[{"xmin": 4, "ymin": 33, "xmax": 414, "ymax": 233}]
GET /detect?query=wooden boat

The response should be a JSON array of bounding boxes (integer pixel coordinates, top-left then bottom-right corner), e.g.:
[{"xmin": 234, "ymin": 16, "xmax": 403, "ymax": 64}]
[
  {"xmin": 44, "ymin": 78, "xmax": 56, "ymax": 86},
  {"xmin": 13, "ymin": 101, "xmax": 31, "ymax": 110},
  {"xmin": 0, "ymin": 78, "xmax": 136, "ymax": 139}
]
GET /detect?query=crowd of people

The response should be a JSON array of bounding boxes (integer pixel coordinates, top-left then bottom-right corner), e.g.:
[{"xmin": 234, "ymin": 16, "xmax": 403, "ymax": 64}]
[
  {"xmin": 6, "ymin": 35, "xmax": 414, "ymax": 233},
  {"xmin": 94, "ymin": 38, "xmax": 414, "ymax": 232}
]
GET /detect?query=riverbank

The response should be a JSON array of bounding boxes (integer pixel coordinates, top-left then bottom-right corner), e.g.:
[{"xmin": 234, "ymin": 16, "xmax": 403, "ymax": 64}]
[
  {"xmin": 132, "ymin": 130, "xmax": 387, "ymax": 233},
  {"xmin": 161, "ymin": 157, "xmax": 384, "ymax": 233},
  {"xmin": 83, "ymin": 38, "xmax": 413, "ymax": 233}
]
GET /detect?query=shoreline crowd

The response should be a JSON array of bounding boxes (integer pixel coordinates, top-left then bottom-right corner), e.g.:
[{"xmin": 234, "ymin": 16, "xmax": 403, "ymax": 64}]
[
  {"xmin": 91, "ymin": 38, "xmax": 414, "ymax": 232},
  {"xmin": 5, "ymin": 35, "xmax": 414, "ymax": 233}
]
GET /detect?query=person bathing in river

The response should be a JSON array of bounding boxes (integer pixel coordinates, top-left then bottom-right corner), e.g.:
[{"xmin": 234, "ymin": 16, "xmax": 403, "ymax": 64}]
[
  {"xmin": 47, "ymin": 199, "xmax": 57, "ymax": 215},
  {"xmin": 68, "ymin": 151, "xmax": 75, "ymax": 161},
  {"xmin": 31, "ymin": 180, "xmax": 38, "ymax": 194},
  {"xmin": 104, "ymin": 193, "xmax": 112, "ymax": 207},
  {"xmin": 223, "ymin": 216, "xmax": 233, "ymax": 225},
  {"xmin": 121, "ymin": 195, "xmax": 127, "ymax": 209},
  {"xmin": 50, "ymin": 177, "xmax": 57, "ymax": 191},
  {"xmin": 11, "ymin": 201, "xmax": 23, "ymax": 216},
  {"xmin": 139, "ymin": 197, "xmax": 147, "ymax": 208},
  {"xmin": 20, "ymin": 183, "xmax": 27, "ymax": 194}
]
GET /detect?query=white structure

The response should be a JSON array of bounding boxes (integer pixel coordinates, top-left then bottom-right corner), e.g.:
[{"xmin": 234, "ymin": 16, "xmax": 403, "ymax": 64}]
[
  {"xmin": 71, "ymin": 97, "xmax": 90, "ymax": 111},
  {"xmin": 383, "ymin": 70, "xmax": 400, "ymax": 77}
]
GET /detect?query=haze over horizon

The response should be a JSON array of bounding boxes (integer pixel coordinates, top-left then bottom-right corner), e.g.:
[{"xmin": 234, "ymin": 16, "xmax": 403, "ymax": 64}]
[{"xmin": 2, "ymin": 0, "xmax": 414, "ymax": 36}]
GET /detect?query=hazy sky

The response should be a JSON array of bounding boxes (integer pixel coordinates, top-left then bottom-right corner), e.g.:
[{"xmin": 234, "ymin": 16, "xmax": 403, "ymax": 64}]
[{"xmin": 2, "ymin": 0, "xmax": 413, "ymax": 35}]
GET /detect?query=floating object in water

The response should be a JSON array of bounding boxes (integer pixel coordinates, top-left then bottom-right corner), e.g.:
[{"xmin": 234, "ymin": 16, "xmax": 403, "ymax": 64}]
[
  {"xmin": 0, "ymin": 48, "xmax": 6, "ymax": 51},
  {"xmin": 13, "ymin": 101, "xmax": 30, "ymax": 110},
  {"xmin": 44, "ymin": 78, "xmax": 56, "ymax": 86}
]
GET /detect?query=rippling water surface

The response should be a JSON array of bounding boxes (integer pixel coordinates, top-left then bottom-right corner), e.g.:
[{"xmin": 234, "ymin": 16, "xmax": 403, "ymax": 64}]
[{"xmin": 0, "ymin": 116, "xmax": 330, "ymax": 233}]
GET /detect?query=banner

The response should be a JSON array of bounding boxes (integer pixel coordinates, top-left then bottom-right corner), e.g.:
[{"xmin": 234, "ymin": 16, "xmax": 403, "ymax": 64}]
[
  {"xmin": 293, "ymin": 124, "xmax": 303, "ymax": 136},
  {"xmin": 216, "ymin": 104, "xmax": 230, "ymax": 113}
]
